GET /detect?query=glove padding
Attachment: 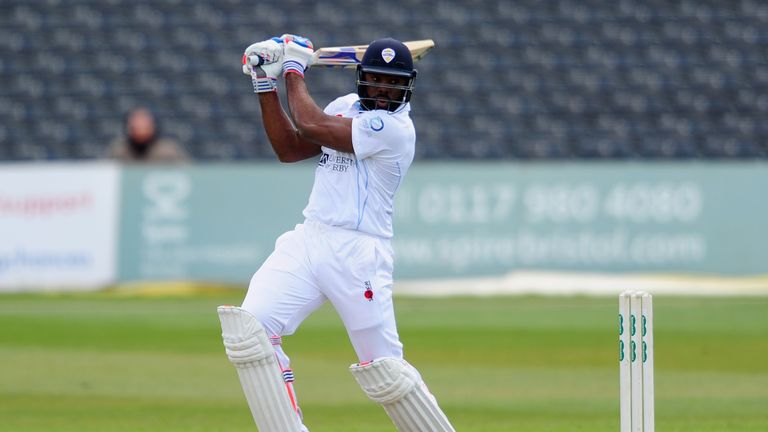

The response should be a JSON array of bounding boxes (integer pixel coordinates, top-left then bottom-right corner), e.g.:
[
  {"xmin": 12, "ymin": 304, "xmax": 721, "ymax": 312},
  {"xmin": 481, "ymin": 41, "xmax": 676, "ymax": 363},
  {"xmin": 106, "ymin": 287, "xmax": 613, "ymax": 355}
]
[
  {"xmin": 242, "ymin": 37, "xmax": 284, "ymax": 93},
  {"xmin": 281, "ymin": 34, "xmax": 314, "ymax": 77}
]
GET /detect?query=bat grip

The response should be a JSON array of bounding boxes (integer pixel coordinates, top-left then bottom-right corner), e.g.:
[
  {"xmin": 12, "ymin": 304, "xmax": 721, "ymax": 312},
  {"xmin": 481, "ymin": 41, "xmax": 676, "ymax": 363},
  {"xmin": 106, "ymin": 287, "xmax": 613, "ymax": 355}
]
[{"xmin": 247, "ymin": 55, "xmax": 266, "ymax": 67}]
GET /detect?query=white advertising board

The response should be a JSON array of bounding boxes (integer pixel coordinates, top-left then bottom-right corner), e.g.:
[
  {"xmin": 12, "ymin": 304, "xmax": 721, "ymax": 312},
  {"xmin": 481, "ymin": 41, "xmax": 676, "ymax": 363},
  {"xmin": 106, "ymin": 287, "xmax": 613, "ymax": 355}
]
[{"xmin": 0, "ymin": 163, "xmax": 119, "ymax": 291}]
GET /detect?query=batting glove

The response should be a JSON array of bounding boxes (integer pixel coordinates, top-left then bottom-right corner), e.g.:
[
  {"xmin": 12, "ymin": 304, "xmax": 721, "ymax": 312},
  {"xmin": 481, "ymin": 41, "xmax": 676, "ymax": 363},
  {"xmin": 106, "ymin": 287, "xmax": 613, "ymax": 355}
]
[
  {"xmin": 242, "ymin": 37, "xmax": 284, "ymax": 93},
  {"xmin": 281, "ymin": 34, "xmax": 314, "ymax": 77}
]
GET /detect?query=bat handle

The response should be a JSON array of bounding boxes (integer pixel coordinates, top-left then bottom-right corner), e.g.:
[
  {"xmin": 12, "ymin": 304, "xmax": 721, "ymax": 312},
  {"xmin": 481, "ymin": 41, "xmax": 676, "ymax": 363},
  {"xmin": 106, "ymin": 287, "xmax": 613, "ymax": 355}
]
[
  {"xmin": 308, "ymin": 52, "xmax": 320, "ymax": 66},
  {"xmin": 247, "ymin": 55, "xmax": 267, "ymax": 67}
]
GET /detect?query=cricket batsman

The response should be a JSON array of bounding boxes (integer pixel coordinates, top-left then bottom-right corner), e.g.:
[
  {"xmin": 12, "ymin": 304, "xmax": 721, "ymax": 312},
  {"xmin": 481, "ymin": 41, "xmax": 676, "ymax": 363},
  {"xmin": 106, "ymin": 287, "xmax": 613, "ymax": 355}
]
[{"xmin": 216, "ymin": 34, "xmax": 455, "ymax": 431}]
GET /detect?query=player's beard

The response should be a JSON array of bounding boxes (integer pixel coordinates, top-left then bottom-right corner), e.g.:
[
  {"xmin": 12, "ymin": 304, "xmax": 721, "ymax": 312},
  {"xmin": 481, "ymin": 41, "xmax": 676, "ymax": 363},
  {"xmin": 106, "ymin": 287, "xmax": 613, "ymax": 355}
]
[
  {"xmin": 375, "ymin": 97, "xmax": 389, "ymax": 109},
  {"xmin": 371, "ymin": 90, "xmax": 404, "ymax": 111}
]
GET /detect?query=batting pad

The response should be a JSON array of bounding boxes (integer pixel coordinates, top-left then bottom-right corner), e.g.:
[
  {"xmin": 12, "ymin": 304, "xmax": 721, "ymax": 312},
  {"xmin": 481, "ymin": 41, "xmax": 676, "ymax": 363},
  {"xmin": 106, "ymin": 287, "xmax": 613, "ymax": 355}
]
[
  {"xmin": 217, "ymin": 306, "xmax": 302, "ymax": 432},
  {"xmin": 349, "ymin": 357, "xmax": 455, "ymax": 432}
]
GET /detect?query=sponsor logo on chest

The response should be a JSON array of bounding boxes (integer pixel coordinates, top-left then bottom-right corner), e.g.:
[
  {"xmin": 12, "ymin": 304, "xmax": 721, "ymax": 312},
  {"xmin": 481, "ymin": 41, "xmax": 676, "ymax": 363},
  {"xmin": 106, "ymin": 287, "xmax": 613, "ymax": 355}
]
[{"xmin": 318, "ymin": 151, "xmax": 355, "ymax": 173}]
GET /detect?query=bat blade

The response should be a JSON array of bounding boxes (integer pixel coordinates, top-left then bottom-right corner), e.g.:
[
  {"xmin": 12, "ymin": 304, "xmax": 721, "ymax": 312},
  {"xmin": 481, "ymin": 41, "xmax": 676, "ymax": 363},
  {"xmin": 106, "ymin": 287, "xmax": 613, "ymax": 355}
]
[{"xmin": 310, "ymin": 39, "xmax": 435, "ymax": 68}]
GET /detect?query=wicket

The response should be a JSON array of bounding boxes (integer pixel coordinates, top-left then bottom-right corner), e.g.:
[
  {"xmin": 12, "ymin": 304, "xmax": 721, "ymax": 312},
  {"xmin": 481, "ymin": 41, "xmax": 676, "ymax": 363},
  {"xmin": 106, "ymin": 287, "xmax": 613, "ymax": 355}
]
[{"xmin": 619, "ymin": 291, "xmax": 654, "ymax": 432}]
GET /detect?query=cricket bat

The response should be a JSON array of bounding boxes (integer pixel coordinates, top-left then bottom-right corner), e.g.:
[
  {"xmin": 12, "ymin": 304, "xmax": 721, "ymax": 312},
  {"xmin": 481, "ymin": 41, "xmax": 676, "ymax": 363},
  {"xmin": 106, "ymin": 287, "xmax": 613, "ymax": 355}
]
[{"xmin": 310, "ymin": 39, "xmax": 435, "ymax": 68}]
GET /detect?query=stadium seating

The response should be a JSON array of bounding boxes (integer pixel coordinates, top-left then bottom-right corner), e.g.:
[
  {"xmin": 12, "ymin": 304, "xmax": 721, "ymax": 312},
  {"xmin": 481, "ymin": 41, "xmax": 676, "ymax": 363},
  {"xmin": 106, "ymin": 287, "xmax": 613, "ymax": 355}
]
[{"xmin": 1, "ymin": 0, "xmax": 766, "ymax": 160}]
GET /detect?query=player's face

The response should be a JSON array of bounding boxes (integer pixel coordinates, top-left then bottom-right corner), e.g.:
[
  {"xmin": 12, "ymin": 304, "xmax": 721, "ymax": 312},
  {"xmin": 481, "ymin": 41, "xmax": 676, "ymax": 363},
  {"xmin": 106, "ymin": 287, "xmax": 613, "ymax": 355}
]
[{"xmin": 363, "ymin": 72, "xmax": 409, "ymax": 109}]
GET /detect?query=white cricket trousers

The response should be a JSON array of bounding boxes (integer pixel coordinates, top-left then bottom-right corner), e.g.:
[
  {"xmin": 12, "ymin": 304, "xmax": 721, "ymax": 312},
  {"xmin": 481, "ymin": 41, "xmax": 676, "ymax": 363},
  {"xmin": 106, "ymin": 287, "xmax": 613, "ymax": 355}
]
[{"xmin": 241, "ymin": 219, "xmax": 404, "ymax": 369}]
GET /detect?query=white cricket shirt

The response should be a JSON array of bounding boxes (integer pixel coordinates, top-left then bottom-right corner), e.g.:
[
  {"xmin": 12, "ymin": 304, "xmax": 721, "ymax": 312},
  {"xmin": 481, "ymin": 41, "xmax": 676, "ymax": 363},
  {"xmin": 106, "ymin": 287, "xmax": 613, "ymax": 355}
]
[{"xmin": 302, "ymin": 93, "xmax": 415, "ymax": 239}]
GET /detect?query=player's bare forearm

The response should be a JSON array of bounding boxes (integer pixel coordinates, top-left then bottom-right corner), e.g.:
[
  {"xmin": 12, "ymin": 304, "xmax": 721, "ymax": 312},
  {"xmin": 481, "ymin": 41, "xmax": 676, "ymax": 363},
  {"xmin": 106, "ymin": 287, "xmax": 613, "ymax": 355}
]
[
  {"xmin": 285, "ymin": 73, "xmax": 354, "ymax": 154},
  {"xmin": 258, "ymin": 91, "xmax": 321, "ymax": 162}
]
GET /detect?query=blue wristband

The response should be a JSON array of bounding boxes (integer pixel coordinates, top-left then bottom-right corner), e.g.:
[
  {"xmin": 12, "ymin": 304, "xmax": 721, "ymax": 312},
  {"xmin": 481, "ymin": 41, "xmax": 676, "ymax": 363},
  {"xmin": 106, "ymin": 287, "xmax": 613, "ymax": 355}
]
[{"xmin": 283, "ymin": 61, "xmax": 305, "ymax": 77}]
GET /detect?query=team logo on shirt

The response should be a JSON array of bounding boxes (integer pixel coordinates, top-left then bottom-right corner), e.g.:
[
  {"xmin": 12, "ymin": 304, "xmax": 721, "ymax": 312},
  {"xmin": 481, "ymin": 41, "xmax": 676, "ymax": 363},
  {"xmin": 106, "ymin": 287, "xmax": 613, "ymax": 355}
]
[
  {"xmin": 370, "ymin": 116, "xmax": 384, "ymax": 131},
  {"xmin": 359, "ymin": 117, "xmax": 384, "ymax": 135}
]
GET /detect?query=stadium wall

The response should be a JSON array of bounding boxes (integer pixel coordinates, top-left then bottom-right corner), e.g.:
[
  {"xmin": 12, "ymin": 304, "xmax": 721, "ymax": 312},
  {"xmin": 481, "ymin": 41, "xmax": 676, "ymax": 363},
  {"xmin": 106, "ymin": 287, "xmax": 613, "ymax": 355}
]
[{"xmin": 1, "ymin": 162, "xmax": 767, "ymax": 294}]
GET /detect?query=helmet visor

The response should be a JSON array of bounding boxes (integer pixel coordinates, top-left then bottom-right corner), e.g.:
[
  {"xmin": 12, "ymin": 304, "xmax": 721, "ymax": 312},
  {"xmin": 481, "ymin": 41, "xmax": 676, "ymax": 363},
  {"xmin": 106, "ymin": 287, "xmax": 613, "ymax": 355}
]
[{"xmin": 356, "ymin": 72, "xmax": 415, "ymax": 111}]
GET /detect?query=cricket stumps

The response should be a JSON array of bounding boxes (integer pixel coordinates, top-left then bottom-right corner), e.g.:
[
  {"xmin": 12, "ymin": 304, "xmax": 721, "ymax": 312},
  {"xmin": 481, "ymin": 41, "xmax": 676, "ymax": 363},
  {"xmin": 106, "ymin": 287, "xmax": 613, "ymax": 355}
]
[{"xmin": 619, "ymin": 290, "xmax": 654, "ymax": 432}]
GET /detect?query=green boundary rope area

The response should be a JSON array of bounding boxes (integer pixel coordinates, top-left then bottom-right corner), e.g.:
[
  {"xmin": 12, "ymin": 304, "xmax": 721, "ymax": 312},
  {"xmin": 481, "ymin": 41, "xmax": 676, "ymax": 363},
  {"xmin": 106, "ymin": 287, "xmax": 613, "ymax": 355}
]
[{"xmin": 1, "ymin": 292, "xmax": 767, "ymax": 431}]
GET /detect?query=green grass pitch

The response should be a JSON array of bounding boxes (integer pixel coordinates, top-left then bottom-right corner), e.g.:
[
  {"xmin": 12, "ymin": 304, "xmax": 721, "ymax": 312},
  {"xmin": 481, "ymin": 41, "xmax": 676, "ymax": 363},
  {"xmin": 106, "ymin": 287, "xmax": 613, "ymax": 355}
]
[{"xmin": 1, "ymin": 291, "xmax": 767, "ymax": 431}]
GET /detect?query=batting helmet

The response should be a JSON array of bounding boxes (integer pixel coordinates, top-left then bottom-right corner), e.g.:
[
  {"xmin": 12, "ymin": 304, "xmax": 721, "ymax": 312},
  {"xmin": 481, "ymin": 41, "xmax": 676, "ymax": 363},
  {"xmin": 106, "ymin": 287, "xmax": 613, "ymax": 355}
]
[{"xmin": 356, "ymin": 38, "xmax": 418, "ymax": 111}]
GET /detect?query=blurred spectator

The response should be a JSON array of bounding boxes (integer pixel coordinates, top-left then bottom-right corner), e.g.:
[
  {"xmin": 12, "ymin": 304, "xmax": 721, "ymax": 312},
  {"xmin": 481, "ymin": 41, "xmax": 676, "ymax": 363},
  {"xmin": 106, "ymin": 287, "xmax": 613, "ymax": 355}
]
[{"xmin": 106, "ymin": 108, "xmax": 190, "ymax": 163}]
